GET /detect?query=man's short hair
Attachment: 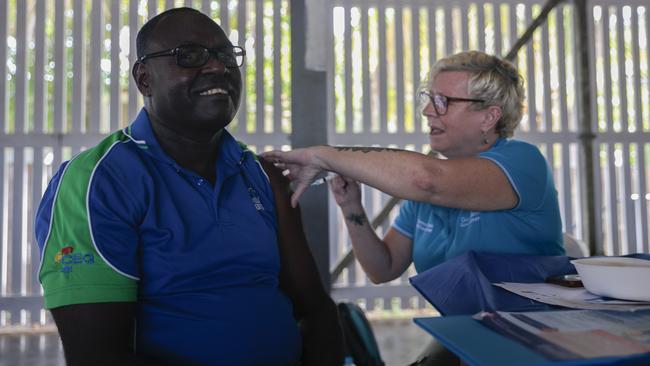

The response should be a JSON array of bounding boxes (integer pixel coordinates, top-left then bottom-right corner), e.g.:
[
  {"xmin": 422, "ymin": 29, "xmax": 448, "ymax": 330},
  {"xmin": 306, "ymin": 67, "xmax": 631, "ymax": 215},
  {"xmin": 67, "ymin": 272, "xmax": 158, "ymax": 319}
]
[
  {"xmin": 428, "ymin": 51, "xmax": 525, "ymax": 138},
  {"xmin": 136, "ymin": 7, "xmax": 209, "ymax": 59}
]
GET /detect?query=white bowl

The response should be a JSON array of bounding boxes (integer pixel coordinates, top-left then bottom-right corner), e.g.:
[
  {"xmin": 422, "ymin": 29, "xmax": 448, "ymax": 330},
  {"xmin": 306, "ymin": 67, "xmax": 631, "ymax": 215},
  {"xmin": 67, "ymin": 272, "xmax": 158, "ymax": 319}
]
[{"xmin": 570, "ymin": 257, "xmax": 650, "ymax": 302}]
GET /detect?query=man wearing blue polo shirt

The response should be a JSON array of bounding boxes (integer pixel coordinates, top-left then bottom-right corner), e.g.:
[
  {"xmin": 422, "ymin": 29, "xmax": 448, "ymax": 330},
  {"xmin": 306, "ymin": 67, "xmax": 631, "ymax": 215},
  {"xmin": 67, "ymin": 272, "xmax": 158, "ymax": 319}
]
[{"xmin": 34, "ymin": 7, "xmax": 343, "ymax": 366}]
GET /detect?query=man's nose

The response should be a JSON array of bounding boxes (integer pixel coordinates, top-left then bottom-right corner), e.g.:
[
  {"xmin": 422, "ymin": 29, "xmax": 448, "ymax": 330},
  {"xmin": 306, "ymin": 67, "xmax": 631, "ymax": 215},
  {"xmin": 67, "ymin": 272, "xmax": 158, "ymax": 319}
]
[{"xmin": 200, "ymin": 55, "xmax": 228, "ymax": 74}]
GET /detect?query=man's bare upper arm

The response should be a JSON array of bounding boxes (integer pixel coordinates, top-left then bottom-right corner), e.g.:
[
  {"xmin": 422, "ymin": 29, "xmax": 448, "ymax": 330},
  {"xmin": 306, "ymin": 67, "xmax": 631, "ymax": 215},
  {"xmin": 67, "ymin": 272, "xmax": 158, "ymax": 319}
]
[
  {"xmin": 259, "ymin": 158, "xmax": 329, "ymax": 315},
  {"xmin": 51, "ymin": 302, "xmax": 155, "ymax": 366}
]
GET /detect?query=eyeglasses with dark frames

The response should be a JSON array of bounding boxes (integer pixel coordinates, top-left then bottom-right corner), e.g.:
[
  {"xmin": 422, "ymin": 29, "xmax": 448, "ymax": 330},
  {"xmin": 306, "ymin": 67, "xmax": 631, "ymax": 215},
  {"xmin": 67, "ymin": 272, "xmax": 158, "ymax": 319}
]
[
  {"xmin": 137, "ymin": 44, "xmax": 246, "ymax": 69},
  {"xmin": 419, "ymin": 91, "xmax": 485, "ymax": 116}
]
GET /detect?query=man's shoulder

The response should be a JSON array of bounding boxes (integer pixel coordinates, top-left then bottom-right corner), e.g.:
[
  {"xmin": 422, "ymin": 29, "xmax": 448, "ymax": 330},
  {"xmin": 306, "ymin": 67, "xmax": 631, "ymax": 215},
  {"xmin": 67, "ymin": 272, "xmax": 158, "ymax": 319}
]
[{"xmin": 57, "ymin": 130, "xmax": 145, "ymax": 187}]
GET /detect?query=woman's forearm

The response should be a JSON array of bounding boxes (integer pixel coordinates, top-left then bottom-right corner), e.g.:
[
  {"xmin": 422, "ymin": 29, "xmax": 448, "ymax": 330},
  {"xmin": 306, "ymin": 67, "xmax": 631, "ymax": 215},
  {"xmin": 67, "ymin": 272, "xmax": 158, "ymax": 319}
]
[
  {"xmin": 315, "ymin": 146, "xmax": 440, "ymax": 203},
  {"xmin": 338, "ymin": 203, "xmax": 403, "ymax": 284}
]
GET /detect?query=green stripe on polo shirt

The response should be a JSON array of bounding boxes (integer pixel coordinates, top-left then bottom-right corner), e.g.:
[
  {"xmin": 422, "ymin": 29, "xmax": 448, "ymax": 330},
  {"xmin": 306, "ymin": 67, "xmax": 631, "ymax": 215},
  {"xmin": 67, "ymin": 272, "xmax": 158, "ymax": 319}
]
[{"xmin": 40, "ymin": 131, "xmax": 137, "ymax": 309}]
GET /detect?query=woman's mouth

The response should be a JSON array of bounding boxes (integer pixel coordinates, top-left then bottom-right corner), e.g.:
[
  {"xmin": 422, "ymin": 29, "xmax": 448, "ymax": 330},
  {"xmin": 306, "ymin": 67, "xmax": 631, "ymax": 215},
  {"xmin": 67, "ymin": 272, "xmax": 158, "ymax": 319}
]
[{"xmin": 430, "ymin": 127, "xmax": 444, "ymax": 135}]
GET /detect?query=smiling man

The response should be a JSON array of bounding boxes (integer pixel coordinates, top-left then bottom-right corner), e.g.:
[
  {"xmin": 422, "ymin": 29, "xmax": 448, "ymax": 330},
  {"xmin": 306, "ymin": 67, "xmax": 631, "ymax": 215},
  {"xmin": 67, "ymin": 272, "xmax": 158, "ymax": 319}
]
[{"xmin": 34, "ymin": 8, "xmax": 343, "ymax": 366}]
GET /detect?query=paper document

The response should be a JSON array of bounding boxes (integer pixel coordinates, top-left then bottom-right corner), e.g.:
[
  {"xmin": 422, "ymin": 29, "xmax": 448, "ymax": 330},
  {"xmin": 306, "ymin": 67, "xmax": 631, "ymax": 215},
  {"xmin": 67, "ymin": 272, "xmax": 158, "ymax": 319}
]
[
  {"xmin": 475, "ymin": 309, "xmax": 650, "ymax": 360},
  {"xmin": 494, "ymin": 282, "xmax": 650, "ymax": 311}
]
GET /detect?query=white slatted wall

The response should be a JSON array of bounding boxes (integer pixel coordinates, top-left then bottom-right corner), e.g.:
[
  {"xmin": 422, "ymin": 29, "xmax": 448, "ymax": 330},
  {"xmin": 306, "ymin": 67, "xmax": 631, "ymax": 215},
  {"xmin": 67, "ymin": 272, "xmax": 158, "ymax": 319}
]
[
  {"xmin": 0, "ymin": 0, "xmax": 290, "ymax": 327},
  {"xmin": 327, "ymin": 0, "xmax": 650, "ymax": 312}
]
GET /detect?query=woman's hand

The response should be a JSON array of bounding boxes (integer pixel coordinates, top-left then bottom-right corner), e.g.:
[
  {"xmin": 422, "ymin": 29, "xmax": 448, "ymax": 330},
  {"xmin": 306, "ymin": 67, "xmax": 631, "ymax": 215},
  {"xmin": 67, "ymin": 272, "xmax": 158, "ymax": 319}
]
[
  {"xmin": 329, "ymin": 175, "xmax": 362, "ymax": 210},
  {"xmin": 261, "ymin": 147, "xmax": 326, "ymax": 207}
]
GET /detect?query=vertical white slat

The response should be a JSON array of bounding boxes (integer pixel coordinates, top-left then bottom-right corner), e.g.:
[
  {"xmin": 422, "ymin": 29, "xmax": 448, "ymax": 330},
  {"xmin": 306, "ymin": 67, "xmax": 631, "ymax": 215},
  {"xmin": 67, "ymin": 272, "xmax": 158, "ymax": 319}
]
[
  {"xmin": 460, "ymin": 3, "xmax": 469, "ymax": 51},
  {"xmin": 165, "ymin": 0, "xmax": 174, "ymax": 10},
  {"xmin": 219, "ymin": 0, "xmax": 229, "ymax": 32},
  {"xmin": 0, "ymin": 0, "xmax": 6, "ymax": 132},
  {"xmin": 30, "ymin": 147, "xmax": 43, "ymax": 297},
  {"xmin": 427, "ymin": 5, "xmax": 436, "ymax": 66},
  {"xmin": 148, "ymin": 0, "xmax": 157, "ymax": 19},
  {"xmin": 606, "ymin": 144, "xmax": 620, "ymax": 254},
  {"xmin": 556, "ymin": 7, "xmax": 569, "ymax": 132},
  {"xmin": 326, "ymin": 0, "xmax": 335, "ymax": 135},
  {"xmin": 525, "ymin": 5, "xmax": 536, "ymax": 132},
  {"xmin": 622, "ymin": 143, "xmax": 634, "ymax": 253},
  {"xmin": 54, "ymin": 0, "xmax": 66, "ymax": 133},
  {"xmin": 33, "ymin": 0, "xmax": 47, "ymax": 134},
  {"xmin": 89, "ymin": 0, "xmax": 103, "ymax": 133},
  {"xmin": 0, "ymin": 148, "xmax": 4, "ymax": 296},
  {"xmin": 411, "ymin": 5, "xmax": 420, "ymax": 131},
  {"xmin": 378, "ymin": 5, "xmax": 387, "ymax": 133},
  {"xmin": 236, "ymin": 0, "xmax": 247, "ymax": 131},
  {"xmin": 129, "ymin": 0, "xmax": 140, "ymax": 120},
  {"xmin": 477, "ymin": 2, "xmax": 485, "ymax": 51},
  {"xmin": 561, "ymin": 143, "xmax": 574, "ymax": 233},
  {"xmin": 602, "ymin": 10, "xmax": 614, "ymax": 133},
  {"xmin": 361, "ymin": 2, "xmax": 371, "ymax": 133},
  {"xmin": 640, "ymin": 144, "xmax": 649, "ymax": 252},
  {"xmin": 343, "ymin": 7, "xmax": 352, "ymax": 133},
  {"xmin": 444, "ymin": 5, "xmax": 453, "ymax": 56},
  {"xmin": 73, "ymin": 0, "xmax": 86, "ymax": 133},
  {"xmin": 273, "ymin": 0, "xmax": 282, "ymax": 133},
  {"xmin": 394, "ymin": 7, "xmax": 405, "ymax": 132},
  {"xmin": 11, "ymin": 148, "xmax": 24, "ymax": 296},
  {"xmin": 541, "ymin": 20, "xmax": 552, "ymax": 132},
  {"xmin": 494, "ymin": 2, "xmax": 502, "ymax": 57},
  {"xmin": 14, "ymin": 0, "xmax": 27, "ymax": 134},
  {"xmin": 110, "ymin": 0, "xmax": 120, "ymax": 131},
  {"xmin": 631, "ymin": 9, "xmax": 648, "ymax": 252},
  {"xmin": 509, "ymin": 4, "xmax": 517, "ymax": 57},
  {"xmin": 184, "ymin": 0, "xmax": 193, "ymax": 8},
  {"xmin": 634, "ymin": 144, "xmax": 648, "ymax": 252},
  {"xmin": 616, "ymin": 7, "xmax": 629, "ymax": 133},
  {"xmin": 201, "ymin": 0, "xmax": 210, "ymax": 14},
  {"xmin": 631, "ymin": 8, "xmax": 642, "ymax": 136},
  {"xmin": 647, "ymin": 8, "xmax": 650, "ymax": 136}
]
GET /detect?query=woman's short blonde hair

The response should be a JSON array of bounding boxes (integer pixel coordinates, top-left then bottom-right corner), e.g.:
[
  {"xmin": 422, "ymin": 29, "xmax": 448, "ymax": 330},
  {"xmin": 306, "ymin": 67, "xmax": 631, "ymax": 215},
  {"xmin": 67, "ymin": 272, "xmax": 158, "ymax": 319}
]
[{"xmin": 428, "ymin": 51, "xmax": 525, "ymax": 138}]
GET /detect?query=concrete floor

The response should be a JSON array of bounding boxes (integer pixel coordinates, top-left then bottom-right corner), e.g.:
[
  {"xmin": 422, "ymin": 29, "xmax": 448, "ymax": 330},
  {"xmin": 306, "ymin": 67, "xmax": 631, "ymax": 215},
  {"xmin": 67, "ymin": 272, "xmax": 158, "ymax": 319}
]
[{"xmin": 0, "ymin": 318, "xmax": 432, "ymax": 366}]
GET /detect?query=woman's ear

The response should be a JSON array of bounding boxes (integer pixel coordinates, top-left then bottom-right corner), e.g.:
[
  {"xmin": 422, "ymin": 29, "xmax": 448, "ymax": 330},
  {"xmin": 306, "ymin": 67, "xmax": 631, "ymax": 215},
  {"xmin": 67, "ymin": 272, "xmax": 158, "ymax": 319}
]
[
  {"xmin": 482, "ymin": 105, "xmax": 502, "ymax": 131},
  {"xmin": 132, "ymin": 62, "xmax": 151, "ymax": 96}
]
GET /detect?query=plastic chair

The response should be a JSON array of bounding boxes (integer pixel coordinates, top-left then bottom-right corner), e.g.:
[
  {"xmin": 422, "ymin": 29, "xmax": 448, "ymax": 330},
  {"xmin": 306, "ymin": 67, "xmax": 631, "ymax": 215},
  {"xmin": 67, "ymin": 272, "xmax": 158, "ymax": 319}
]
[{"xmin": 337, "ymin": 302, "xmax": 385, "ymax": 366}]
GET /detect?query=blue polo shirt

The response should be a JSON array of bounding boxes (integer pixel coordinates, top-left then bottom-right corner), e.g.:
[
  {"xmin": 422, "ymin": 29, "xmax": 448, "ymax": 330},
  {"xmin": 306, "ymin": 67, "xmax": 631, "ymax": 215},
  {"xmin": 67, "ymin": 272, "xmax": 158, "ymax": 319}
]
[
  {"xmin": 35, "ymin": 109, "xmax": 301, "ymax": 365},
  {"xmin": 393, "ymin": 138, "xmax": 565, "ymax": 273}
]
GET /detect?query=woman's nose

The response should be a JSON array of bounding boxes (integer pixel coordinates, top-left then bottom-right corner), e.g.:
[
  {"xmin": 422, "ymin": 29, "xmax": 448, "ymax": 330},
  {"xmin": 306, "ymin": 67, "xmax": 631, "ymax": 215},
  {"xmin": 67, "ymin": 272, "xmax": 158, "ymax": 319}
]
[{"xmin": 422, "ymin": 101, "xmax": 437, "ymax": 117}]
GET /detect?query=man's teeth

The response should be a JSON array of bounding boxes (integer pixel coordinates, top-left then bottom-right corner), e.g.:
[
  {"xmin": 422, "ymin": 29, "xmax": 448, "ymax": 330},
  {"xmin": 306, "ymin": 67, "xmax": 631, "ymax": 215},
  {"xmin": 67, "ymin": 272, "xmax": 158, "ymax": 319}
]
[{"xmin": 199, "ymin": 88, "xmax": 228, "ymax": 96}]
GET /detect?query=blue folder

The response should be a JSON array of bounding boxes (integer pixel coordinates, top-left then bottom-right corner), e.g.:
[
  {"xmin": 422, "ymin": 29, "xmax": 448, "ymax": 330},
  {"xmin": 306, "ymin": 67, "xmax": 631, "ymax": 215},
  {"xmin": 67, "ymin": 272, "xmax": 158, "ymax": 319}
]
[
  {"xmin": 414, "ymin": 316, "xmax": 650, "ymax": 366},
  {"xmin": 409, "ymin": 251, "xmax": 650, "ymax": 316}
]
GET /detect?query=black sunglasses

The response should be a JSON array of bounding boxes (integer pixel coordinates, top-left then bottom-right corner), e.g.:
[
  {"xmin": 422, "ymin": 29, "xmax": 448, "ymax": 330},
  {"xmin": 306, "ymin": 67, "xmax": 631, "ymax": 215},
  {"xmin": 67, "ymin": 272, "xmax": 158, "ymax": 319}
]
[
  {"xmin": 419, "ymin": 91, "xmax": 485, "ymax": 116},
  {"xmin": 137, "ymin": 44, "xmax": 246, "ymax": 68}
]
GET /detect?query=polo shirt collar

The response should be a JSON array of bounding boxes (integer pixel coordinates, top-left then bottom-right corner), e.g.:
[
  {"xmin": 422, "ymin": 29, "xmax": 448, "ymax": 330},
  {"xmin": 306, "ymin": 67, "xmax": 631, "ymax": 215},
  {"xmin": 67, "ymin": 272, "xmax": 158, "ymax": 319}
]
[{"xmin": 124, "ymin": 108, "xmax": 246, "ymax": 175}]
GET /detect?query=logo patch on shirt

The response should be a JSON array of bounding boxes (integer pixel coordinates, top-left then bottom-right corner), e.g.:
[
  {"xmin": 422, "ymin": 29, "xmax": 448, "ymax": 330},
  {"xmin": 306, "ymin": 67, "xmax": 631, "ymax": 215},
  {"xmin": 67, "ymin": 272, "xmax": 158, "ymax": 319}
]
[
  {"xmin": 248, "ymin": 187, "xmax": 265, "ymax": 211},
  {"xmin": 416, "ymin": 219, "xmax": 434, "ymax": 233},
  {"xmin": 53, "ymin": 246, "xmax": 95, "ymax": 273},
  {"xmin": 459, "ymin": 212, "xmax": 481, "ymax": 228}
]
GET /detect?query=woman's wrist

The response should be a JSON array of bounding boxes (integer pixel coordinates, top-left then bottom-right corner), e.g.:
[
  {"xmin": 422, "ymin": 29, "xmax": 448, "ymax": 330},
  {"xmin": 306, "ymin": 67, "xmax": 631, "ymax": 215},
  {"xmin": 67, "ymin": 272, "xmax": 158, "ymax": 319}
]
[{"xmin": 312, "ymin": 145, "xmax": 334, "ymax": 171}]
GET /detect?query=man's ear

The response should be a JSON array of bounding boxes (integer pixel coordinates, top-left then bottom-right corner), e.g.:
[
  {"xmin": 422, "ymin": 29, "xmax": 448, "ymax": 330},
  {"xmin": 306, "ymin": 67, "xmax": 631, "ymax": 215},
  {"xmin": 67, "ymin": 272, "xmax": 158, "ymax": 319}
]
[
  {"xmin": 132, "ymin": 62, "xmax": 151, "ymax": 96},
  {"xmin": 482, "ymin": 105, "xmax": 502, "ymax": 131}
]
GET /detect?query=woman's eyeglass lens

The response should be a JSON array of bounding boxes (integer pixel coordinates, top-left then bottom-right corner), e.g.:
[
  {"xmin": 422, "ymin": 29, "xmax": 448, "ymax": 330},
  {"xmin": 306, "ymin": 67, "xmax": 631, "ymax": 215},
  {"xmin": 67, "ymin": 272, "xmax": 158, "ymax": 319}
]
[{"xmin": 419, "ymin": 91, "xmax": 484, "ymax": 116}]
